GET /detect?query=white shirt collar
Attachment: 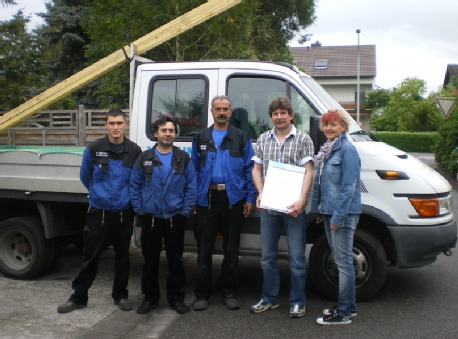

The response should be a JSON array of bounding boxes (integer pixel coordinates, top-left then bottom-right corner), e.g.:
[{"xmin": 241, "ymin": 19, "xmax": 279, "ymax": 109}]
[{"xmin": 268, "ymin": 124, "xmax": 297, "ymax": 139}]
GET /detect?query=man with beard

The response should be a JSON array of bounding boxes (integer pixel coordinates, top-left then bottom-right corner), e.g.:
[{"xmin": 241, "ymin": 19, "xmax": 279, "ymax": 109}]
[
  {"xmin": 129, "ymin": 115, "xmax": 196, "ymax": 315},
  {"xmin": 191, "ymin": 96, "xmax": 256, "ymax": 311}
]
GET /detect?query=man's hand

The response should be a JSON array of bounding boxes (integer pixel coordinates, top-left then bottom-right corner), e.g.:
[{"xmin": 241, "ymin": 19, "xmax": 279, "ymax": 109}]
[
  {"xmin": 244, "ymin": 202, "xmax": 255, "ymax": 218},
  {"xmin": 316, "ymin": 214, "xmax": 323, "ymax": 224},
  {"xmin": 255, "ymin": 192, "xmax": 263, "ymax": 209},
  {"xmin": 286, "ymin": 200, "xmax": 305, "ymax": 218}
]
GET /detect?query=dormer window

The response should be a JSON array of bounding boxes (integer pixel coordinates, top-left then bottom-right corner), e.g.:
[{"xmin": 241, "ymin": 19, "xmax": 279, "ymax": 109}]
[{"xmin": 315, "ymin": 60, "xmax": 328, "ymax": 70}]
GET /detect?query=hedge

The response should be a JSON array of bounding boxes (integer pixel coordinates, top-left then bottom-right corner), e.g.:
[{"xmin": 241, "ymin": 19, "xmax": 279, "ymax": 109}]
[{"xmin": 372, "ymin": 131, "xmax": 438, "ymax": 153}]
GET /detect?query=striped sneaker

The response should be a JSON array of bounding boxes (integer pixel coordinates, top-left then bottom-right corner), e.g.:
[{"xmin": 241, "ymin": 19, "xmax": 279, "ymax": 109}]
[
  {"xmin": 250, "ymin": 300, "xmax": 279, "ymax": 314},
  {"xmin": 290, "ymin": 304, "xmax": 306, "ymax": 318}
]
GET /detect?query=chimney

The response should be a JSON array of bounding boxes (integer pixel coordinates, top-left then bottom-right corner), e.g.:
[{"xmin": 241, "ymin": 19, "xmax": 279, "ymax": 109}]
[{"xmin": 311, "ymin": 41, "xmax": 322, "ymax": 47}]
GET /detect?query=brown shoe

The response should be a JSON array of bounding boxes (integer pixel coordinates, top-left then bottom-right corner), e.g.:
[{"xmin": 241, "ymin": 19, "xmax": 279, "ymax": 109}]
[{"xmin": 57, "ymin": 300, "xmax": 87, "ymax": 314}]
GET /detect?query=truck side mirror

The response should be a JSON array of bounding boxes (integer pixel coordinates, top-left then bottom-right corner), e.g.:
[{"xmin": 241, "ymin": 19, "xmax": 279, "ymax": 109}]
[{"xmin": 309, "ymin": 115, "xmax": 327, "ymax": 155}]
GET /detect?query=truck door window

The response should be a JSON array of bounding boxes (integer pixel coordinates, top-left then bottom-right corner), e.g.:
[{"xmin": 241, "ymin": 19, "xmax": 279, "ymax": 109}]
[
  {"xmin": 228, "ymin": 77, "xmax": 314, "ymax": 140},
  {"xmin": 290, "ymin": 86, "xmax": 314, "ymax": 134},
  {"xmin": 150, "ymin": 78, "xmax": 205, "ymax": 138}
]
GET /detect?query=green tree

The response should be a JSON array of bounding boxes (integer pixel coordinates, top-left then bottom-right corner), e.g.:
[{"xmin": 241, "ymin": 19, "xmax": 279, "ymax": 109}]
[
  {"xmin": 35, "ymin": 0, "xmax": 90, "ymax": 108},
  {"xmin": 0, "ymin": 11, "xmax": 47, "ymax": 111},
  {"xmin": 366, "ymin": 87, "xmax": 391, "ymax": 109},
  {"xmin": 2, "ymin": 1, "xmax": 315, "ymax": 109},
  {"xmin": 434, "ymin": 78, "xmax": 458, "ymax": 174},
  {"xmin": 369, "ymin": 78, "xmax": 441, "ymax": 132},
  {"xmin": 81, "ymin": 0, "xmax": 315, "ymax": 107}
]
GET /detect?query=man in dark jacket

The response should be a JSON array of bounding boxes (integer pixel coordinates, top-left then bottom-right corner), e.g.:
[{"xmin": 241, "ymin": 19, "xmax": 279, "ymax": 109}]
[
  {"xmin": 191, "ymin": 95, "xmax": 256, "ymax": 311},
  {"xmin": 129, "ymin": 115, "xmax": 196, "ymax": 315},
  {"xmin": 58, "ymin": 109, "xmax": 141, "ymax": 313}
]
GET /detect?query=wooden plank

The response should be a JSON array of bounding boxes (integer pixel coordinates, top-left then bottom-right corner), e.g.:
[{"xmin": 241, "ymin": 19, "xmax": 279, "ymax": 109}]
[{"xmin": 0, "ymin": 0, "xmax": 241, "ymax": 132}]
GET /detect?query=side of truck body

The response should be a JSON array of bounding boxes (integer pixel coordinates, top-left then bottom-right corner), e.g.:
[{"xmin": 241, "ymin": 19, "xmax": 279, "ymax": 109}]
[
  {"xmin": 0, "ymin": 61, "xmax": 456, "ymax": 301},
  {"xmin": 0, "ymin": 148, "xmax": 87, "ymax": 278}
]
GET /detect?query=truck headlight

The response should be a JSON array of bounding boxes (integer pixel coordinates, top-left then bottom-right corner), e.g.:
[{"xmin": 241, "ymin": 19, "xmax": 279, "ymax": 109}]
[
  {"xmin": 376, "ymin": 170, "xmax": 409, "ymax": 180},
  {"xmin": 409, "ymin": 196, "xmax": 452, "ymax": 217}
]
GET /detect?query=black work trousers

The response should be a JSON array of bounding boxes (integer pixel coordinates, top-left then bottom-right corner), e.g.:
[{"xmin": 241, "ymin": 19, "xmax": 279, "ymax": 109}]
[
  {"xmin": 139, "ymin": 214, "xmax": 187, "ymax": 305},
  {"xmin": 194, "ymin": 190, "xmax": 245, "ymax": 300},
  {"xmin": 70, "ymin": 207, "xmax": 134, "ymax": 304}
]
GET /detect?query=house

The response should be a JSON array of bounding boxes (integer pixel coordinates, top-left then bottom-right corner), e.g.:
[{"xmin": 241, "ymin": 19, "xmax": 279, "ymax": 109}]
[
  {"xmin": 443, "ymin": 64, "xmax": 458, "ymax": 88},
  {"xmin": 290, "ymin": 41, "xmax": 376, "ymax": 129}
]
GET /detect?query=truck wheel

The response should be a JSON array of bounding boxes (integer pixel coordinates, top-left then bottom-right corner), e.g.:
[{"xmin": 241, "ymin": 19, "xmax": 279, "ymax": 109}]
[
  {"xmin": 309, "ymin": 228, "xmax": 388, "ymax": 302},
  {"xmin": 0, "ymin": 217, "xmax": 53, "ymax": 279}
]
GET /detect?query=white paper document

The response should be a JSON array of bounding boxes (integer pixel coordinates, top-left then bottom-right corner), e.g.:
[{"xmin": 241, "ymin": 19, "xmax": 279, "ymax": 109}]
[{"xmin": 259, "ymin": 160, "xmax": 305, "ymax": 213}]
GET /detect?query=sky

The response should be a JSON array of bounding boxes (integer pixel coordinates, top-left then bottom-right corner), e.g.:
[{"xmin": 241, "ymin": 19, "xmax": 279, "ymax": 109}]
[
  {"xmin": 1, "ymin": 0, "xmax": 457, "ymax": 93},
  {"xmin": 290, "ymin": 0, "xmax": 458, "ymax": 93}
]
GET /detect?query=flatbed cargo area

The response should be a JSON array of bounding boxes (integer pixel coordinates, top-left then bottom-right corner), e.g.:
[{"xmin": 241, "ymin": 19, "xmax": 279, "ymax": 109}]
[{"xmin": 0, "ymin": 146, "xmax": 87, "ymax": 194}]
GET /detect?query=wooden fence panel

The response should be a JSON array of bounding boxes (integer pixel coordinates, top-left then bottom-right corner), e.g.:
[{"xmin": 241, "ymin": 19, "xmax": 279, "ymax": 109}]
[{"xmin": 0, "ymin": 107, "xmax": 130, "ymax": 147}]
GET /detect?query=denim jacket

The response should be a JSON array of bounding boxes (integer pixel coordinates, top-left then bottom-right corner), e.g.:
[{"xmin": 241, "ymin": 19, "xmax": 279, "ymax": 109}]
[{"xmin": 311, "ymin": 133, "xmax": 361, "ymax": 227}]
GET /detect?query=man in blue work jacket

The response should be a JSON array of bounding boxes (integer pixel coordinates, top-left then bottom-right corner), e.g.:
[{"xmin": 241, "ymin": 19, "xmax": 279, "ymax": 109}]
[
  {"xmin": 130, "ymin": 115, "xmax": 197, "ymax": 315},
  {"xmin": 58, "ymin": 109, "xmax": 141, "ymax": 314},
  {"xmin": 191, "ymin": 95, "xmax": 256, "ymax": 311}
]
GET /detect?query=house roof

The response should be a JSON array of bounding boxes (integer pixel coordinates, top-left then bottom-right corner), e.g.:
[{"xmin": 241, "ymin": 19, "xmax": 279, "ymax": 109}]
[
  {"xmin": 290, "ymin": 43, "xmax": 376, "ymax": 78},
  {"xmin": 444, "ymin": 64, "xmax": 458, "ymax": 86}
]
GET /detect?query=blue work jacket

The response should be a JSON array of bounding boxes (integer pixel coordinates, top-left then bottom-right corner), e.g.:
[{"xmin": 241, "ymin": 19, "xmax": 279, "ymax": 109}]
[
  {"xmin": 129, "ymin": 145, "xmax": 197, "ymax": 219},
  {"xmin": 80, "ymin": 136, "xmax": 141, "ymax": 212},
  {"xmin": 191, "ymin": 125, "xmax": 256, "ymax": 207},
  {"xmin": 311, "ymin": 133, "xmax": 361, "ymax": 227}
]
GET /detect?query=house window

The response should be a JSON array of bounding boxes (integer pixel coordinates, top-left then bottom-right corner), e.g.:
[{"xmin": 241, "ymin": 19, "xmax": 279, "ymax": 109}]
[
  {"xmin": 315, "ymin": 60, "xmax": 328, "ymax": 70},
  {"xmin": 355, "ymin": 90, "xmax": 366, "ymax": 102}
]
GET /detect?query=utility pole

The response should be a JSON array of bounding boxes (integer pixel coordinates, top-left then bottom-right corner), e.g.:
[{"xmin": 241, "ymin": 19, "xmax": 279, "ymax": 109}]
[{"xmin": 356, "ymin": 29, "xmax": 361, "ymax": 125}]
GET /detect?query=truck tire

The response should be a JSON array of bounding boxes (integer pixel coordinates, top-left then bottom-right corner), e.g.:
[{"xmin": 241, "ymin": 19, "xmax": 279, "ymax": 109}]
[
  {"xmin": 0, "ymin": 217, "xmax": 54, "ymax": 279},
  {"xmin": 309, "ymin": 228, "xmax": 388, "ymax": 302}
]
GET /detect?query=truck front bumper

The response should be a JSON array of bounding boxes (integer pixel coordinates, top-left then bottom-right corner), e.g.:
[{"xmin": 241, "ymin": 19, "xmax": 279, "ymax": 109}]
[{"xmin": 388, "ymin": 219, "xmax": 457, "ymax": 268}]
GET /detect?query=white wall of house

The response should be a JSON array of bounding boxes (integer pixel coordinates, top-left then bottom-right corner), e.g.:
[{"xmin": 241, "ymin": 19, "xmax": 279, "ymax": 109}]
[{"xmin": 318, "ymin": 83, "xmax": 374, "ymax": 102}]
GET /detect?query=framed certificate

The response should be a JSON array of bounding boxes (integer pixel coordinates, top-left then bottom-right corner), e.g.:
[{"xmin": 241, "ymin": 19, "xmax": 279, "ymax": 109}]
[{"xmin": 259, "ymin": 160, "xmax": 305, "ymax": 213}]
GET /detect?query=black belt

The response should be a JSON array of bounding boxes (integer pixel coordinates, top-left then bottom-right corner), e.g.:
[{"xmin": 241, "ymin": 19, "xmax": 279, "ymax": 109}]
[{"xmin": 209, "ymin": 184, "xmax": 226, "ymax": 191}]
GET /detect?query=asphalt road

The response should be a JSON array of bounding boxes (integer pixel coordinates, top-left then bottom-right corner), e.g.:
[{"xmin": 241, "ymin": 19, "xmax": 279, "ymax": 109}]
[
  {"xmin": 1, "ymin": 154, "xmax": 458, "ymax": 338},
  {"xmin": 161, "ymin": 157, "xmax": 458, "ymax": 339}
]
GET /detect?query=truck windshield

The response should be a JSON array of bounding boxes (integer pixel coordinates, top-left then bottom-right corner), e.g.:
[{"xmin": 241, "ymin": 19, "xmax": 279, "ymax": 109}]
[{"xmin": 300, "ymin": 75, "xmax": 361, "ymax": 135}]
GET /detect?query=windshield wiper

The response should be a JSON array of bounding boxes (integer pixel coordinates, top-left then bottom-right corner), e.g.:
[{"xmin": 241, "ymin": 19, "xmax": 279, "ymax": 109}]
[{"xmin": 350, "ymin": 130, "xmax": 378, "ymax": 141}]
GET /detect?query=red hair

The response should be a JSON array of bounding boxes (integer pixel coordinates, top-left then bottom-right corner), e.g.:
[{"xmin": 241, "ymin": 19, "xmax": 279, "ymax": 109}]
[
  {"xmin": 319, "ymin": 109, "xmax": 349, "ymax": 132},
  {"xmin": 321, "ymin": 111, "xmax": 340, "ymax": 125}
]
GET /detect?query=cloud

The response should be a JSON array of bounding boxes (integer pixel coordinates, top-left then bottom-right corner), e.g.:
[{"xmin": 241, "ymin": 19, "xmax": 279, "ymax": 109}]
[{"xmin": 294, "ymin": 0, "xmax": 458, "ymax": 92}]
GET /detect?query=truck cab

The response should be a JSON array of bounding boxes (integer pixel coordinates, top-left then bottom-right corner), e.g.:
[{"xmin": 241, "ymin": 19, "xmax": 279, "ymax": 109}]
[{"xmin": 129, "ymin": 60, "xmax": 457, "ymax": 301}]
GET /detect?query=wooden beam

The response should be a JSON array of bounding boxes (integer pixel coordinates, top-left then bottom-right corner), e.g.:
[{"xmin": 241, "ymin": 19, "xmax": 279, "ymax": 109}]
[{"xmin": 0, "ymin": 0, "xmax": 241, "ymax": 132}]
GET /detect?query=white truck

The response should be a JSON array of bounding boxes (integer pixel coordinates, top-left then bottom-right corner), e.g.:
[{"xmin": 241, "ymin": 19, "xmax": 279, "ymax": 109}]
[{"xmin": 1, "ymin": 61, "xmax": 456, "ymax": 301}]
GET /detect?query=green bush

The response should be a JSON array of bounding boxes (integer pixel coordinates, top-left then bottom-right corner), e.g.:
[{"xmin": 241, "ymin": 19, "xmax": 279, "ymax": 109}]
[
  {"xmin": 372, "ymin": 131, "xmax": 438, "ymax": 153},
  {"xmin": 434, "ymin": 113, "xmax": 458, "ymax": 175}
]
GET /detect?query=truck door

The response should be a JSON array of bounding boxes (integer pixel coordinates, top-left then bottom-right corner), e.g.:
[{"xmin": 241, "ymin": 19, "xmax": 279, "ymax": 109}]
[
  {"xmin": 134, "ymin": 69, "xmax": 217, "ymax": 151},
  {"xmin": 218, "ymin": 71, "xmax": 318, "ymax": 141}
]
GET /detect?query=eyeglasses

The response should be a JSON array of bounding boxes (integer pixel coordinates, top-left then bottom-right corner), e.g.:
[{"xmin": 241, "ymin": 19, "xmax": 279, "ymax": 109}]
[{"xmin": 213, "ymin": 107, "xmax": 230, "ymax": 112}]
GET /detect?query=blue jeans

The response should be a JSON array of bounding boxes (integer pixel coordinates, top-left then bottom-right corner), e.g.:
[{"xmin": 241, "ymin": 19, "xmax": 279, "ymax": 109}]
[
  {"xmin": 260, "ymin": 210, "xmax": 306, "ymax": 306},
  {"xmin": 323, "ymin": 215, "xmax": 359, "ymax": 318}
]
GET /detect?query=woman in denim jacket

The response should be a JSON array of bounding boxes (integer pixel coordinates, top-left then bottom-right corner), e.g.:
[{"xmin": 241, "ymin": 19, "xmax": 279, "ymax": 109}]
[{"xmin": 311, "ymin": 109, "xmax": 361, "ymax": 326}]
